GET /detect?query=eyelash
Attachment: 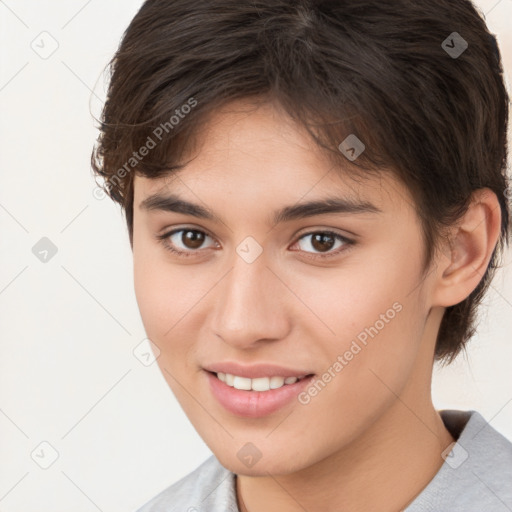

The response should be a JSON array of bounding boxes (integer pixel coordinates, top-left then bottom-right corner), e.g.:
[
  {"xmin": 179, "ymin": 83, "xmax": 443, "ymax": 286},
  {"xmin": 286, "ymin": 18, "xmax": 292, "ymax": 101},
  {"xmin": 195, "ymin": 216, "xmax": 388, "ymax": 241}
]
[{"xmin": 155, "ymin": 228, "xmax": 355, "ymax": 260}]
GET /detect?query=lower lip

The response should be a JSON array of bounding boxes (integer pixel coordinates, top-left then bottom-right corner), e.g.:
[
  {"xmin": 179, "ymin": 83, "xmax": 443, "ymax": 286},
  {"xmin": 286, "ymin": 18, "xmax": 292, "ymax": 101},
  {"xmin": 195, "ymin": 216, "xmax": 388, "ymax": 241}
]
[{"xmin": 205, "ymin": 371, "xmax": 315, "ymax": 418}]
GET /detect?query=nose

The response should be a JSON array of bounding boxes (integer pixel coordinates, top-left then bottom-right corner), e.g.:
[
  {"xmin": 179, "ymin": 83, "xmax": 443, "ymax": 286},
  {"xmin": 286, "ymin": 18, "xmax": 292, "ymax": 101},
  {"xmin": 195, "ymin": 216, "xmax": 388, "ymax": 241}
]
[{"xmin": 210, "ymin": 247, "xmax": 291, "ymax": 349}]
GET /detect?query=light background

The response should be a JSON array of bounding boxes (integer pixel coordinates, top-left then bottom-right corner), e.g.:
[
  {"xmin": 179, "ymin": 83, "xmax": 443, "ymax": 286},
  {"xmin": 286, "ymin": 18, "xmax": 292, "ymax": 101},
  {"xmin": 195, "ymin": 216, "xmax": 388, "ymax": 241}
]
[{"xmin": 0, "ymin": 1, "xmax": 511, "ymax": 511}]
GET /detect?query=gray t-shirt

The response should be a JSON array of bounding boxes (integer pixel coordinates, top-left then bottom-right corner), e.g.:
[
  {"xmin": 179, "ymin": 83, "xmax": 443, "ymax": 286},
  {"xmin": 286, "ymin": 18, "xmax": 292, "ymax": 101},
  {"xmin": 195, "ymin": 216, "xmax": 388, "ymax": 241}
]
[{"xmin": 136, "ymin": 410, "xmax": 512, "ymax": 511}]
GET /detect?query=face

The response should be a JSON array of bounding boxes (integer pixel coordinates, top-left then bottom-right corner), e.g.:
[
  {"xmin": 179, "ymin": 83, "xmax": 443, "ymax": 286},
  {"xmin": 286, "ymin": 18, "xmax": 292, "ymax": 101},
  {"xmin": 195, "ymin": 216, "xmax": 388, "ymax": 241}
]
[{"xmin": 132, "ymin": 98, "xmax": 440, "ymax": 476}]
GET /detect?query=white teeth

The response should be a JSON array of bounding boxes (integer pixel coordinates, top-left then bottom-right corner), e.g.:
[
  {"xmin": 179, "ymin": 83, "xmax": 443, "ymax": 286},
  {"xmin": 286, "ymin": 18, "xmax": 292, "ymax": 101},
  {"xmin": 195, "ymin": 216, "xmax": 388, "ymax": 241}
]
[
  {"xmin": 233, "ymin": 376, "xmax": 252, "ymax": 390},
  {"xmin": 252, "ymin": 377, "xmax": 270, "ymax": 391},
  {"xmin": 269, "ymin": 376, "xmax": 284, "ymax": 389},
  {"xmin": 216, "ymin": 372, "xmax": 306, "ymax": 391}
]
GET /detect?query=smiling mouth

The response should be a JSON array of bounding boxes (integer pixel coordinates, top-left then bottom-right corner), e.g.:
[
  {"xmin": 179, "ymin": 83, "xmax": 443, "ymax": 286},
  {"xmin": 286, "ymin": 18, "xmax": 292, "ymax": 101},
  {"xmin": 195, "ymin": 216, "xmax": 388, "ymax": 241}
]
[{"xmin": 207, "ymin": 371, "xmax": 315, "ymax": 392}]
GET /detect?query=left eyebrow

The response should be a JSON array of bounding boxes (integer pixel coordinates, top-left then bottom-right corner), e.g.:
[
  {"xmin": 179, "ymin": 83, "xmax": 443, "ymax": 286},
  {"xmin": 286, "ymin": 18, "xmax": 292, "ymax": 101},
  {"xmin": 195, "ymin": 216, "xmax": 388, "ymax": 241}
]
[
  {"xmin": 272, "ymin": 197, "xmax": 382, "ymax": 224},
  {"xmin": 138, "ymin": 192, "xmax": 382, "ymax": 225}
]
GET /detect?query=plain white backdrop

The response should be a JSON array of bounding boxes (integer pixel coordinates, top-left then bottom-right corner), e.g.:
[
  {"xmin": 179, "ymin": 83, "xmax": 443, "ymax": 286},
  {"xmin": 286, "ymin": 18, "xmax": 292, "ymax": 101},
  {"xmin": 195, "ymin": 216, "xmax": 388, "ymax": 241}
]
[{"xmin": 0, "ymin": 1, "xmax": 511, "ymax": 511}]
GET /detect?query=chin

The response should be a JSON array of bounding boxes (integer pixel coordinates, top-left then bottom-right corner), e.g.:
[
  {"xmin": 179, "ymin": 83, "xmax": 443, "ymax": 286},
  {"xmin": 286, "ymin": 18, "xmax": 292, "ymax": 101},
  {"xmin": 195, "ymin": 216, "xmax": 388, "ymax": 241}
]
[{"xmin": 213, "ymin": 446, "xmax": 308, "ymax": 477}]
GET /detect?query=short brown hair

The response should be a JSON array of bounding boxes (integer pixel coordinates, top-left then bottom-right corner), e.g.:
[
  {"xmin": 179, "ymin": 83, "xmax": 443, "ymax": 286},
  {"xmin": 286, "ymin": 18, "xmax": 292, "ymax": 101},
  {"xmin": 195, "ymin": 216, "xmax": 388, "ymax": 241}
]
[{"xmin": 91, "ymin": 0, "xmax": 510, "ymax": 365}]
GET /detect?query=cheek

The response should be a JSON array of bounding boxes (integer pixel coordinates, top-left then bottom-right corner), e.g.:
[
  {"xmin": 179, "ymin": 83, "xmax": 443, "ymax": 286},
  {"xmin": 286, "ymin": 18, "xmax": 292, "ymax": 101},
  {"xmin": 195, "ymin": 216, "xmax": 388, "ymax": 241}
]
[
  {"xmin": 291, "ymin": 247, "xmax": 426, "ymax": 380},
  {"xmin": 133, "ymin": 229, "xmax": 182, "ymax": 343},
  {"xmin": 132, "ymin": 235, "xmax": 207, "ymax": 382},
  {"xmin": 133, "ymin": 241, "xmax": 162, "ymax": 333},
  {"xmin": 286, "ymin": 258, "xmax": 426, "ymax": 447},
  {"xmin": 133, "ymin": 253, "xmax": 196, "ymax": 399}
]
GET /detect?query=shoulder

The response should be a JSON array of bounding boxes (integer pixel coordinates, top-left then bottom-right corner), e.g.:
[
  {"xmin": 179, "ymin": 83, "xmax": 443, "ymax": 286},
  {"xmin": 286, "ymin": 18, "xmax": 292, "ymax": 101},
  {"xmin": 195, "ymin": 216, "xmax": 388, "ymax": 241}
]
[
  {"xmin": 406, "ymin": 409, "xmax": 512, "ymax": 512},
  {"xmin": 135, "ymin": 454, "xmax": 239, "ymax": 512}
]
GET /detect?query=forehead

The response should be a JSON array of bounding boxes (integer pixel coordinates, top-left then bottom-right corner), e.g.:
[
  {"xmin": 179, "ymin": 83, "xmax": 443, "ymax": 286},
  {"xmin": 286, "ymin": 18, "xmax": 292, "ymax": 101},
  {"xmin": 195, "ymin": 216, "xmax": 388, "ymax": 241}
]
[{"xmin": 133, "ymin": 99, "xmax": 413, "ymax": 216}]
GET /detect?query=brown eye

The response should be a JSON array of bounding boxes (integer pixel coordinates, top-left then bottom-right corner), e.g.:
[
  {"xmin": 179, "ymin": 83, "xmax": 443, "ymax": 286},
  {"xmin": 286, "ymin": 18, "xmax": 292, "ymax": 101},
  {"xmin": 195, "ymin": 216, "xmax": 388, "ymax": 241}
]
[
  {"xmin": 310, "ymin": 233, "xmax": 336, "ymax": 252},
  {"xmin": 158, "ymin": 228, "xmax": 217, "ymax": 256},
  {"xmin": 295, "ymin": 231, "xmax": 351, "ymax": 258},
  {"xmin": 181, "ymin": 230, "xmax": 206, "ymax": 249}
]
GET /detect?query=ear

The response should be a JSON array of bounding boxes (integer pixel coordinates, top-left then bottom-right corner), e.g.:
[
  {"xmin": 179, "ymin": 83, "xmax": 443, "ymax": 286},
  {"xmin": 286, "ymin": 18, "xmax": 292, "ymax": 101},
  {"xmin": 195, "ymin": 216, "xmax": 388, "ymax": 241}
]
[{"xmin": 431, "ymin": 188, "xmax": 502, "ymax": 308}]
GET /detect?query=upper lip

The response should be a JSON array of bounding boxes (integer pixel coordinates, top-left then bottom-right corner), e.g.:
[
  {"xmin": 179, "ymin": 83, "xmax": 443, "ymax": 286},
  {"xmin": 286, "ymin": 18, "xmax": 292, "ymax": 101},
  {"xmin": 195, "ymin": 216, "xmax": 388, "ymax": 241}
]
[{"xmin": 203, "ymin": 362, "xmax": 314, "ymax": 379}]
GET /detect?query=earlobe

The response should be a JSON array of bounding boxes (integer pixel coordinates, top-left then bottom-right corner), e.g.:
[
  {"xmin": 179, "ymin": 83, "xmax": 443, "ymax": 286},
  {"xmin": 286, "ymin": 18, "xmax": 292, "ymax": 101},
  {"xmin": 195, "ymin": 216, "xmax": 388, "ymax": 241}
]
[{"xmin": 432, "ymin": 188, "xmax": 502, "ymax": 307}]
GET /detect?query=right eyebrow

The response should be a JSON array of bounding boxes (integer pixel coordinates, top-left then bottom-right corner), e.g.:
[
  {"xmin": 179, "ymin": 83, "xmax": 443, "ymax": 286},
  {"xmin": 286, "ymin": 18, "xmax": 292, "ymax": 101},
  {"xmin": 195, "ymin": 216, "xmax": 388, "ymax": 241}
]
[{"xmin": 139, "ymin": 193, "xmax": 221, "ymax": 222}]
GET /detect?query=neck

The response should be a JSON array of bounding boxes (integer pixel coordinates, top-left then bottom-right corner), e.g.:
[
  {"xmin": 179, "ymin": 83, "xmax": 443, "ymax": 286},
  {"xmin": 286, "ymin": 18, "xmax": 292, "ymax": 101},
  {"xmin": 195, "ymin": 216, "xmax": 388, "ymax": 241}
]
[
  {"xmin": 237, "ymin": 398, "xmax": 454, "ymax": 512},
  {"xmin": 236, "ymin": 307, "xmax": 455, "ymax": 512}
]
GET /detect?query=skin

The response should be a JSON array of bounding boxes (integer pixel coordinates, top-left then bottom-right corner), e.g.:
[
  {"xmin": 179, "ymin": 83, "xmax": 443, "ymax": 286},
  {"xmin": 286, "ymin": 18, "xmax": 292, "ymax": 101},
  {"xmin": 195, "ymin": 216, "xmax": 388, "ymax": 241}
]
[{"xmin": 132, "ymin": 98, "xmax": 501, "ymax": 512}]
